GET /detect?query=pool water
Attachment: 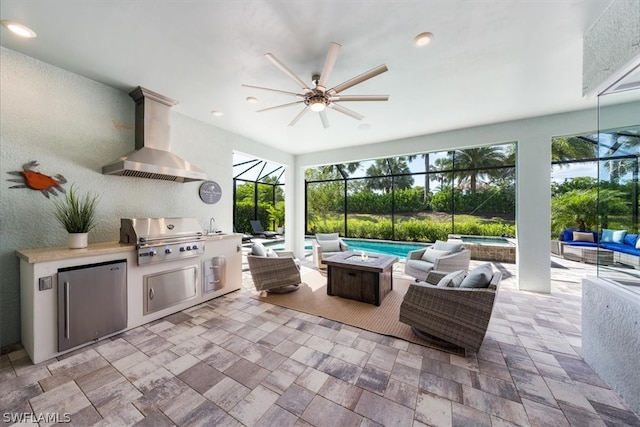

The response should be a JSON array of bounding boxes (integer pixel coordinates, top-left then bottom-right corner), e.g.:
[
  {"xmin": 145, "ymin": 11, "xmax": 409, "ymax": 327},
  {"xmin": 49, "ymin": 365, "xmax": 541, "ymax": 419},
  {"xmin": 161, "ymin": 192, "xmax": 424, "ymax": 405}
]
[
  {"xmin": 343, "ymin": 239, "xmax": 428, "ymax": 259},
  {"xmin": 264, "ymin": 238, "xmax": 427, "ymax": 259},
  {"xmin": 460, "ymin": 236, "xmax": 514, "ymax": 246}
]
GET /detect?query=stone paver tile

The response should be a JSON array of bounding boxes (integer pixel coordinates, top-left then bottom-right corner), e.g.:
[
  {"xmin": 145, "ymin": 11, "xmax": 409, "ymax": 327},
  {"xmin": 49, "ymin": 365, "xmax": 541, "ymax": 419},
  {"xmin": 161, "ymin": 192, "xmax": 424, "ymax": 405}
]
[
  {"xmin": 544, "ymin": 376, "xmax": 596, "ymax": 414},
  {"xmin": 95, "ymin": 338, "xmax": 138, "ymax": 362},
  {"xmin": 223, "ymin": 358, "xmax": 271, "ymax": 389},
  {"xmin": 294, "ymin": 367, "xmax": 330, "ymax": 393},
  {"xmin": 302, "ymin": 395, "xmax": 363, "ymax": 427},
  {"xmin": 228, "ymin": 384, "xmax": 280, "ymax": 426},
  {"xmin": 559, "ymin": 403, "xmax": 607, "ymax": 427},
  {"xmin": 589, "ymin": 400, "xmax": 640, "ymax": 426},
  {"xmin": 462, "ymin": 385, "xmax": 529, "ymax": 426},
  {"xmin": 329, "ymin": 343, "xmax": 369, "ymax": 367},
  {"xmin": 452, "ymin": 401, "xmax": 492, "ymax": 427},
  {"xmin": 160, "ymin": 387, "xmax": 206, "ymax": 425},
  {"xmin": 203, "ymin": 376, "xmax": 251, "ymax": 412},
  {"xmin": 390, "ymin": 361, "xmax": 421, "ymax": 387},
  {"xmin": 368, "ymin": 345, "xmax": 399, "ymax": 372},
  {"xmin": 317, "ymin": 376, "xmax": 363, "ymax": 411},
  {"xmin": 415, "ymin": 391, "xmax": 452, "ymax": 427},
  {"xmin": 355, "ymin": 390, "xmax": 415, "ymax": 427},
  {"xmin": 383, "ymin": 377, "xmax": 418, "ymax": 409},
  {"xmin": 471, "ymin": 371, "xmax": 520, "ymax": 403},
  {"xmin": 177, "ymin": 361, "xmax": 225, "ymax": 394},
  {"xmin": 321, "ymin": 356, "xmax": 363, "ymax": 385},
  {"xmin": 522, "ymin": 398, "xmax": 570, "ymax": 426},
  {"xmin": 419, "ymin": 371, "xmax": 463, "ymax": 403},
  {"xmin": 254, "ymin": 404, "xmax": 298, "ymax": 427},
  {"xmin": 275, "ymin": 383, "xmax": 315, "ymax": 417},
  {"xmin": 356, "ymin": 364, "xmax": 390, "ymax": 395},
  {"xmin": 164, "ymin": 353, "xmax": 200, "ymax": 376},
  {"xmin": 132, "ymin": 377, "xmax": 190, "ymax": 416},
  {"xmin": 290, "ymin": 346, "xmax": 330, "ymax": 369},
  {"xmin": 510, "ymin": 368, "xmax": 558, "ymax": 408},
  {"xmin": 92, "ymin": 403, "xmax": 143, "ymax": 427},
  {"xmin": 29, "ymin": 381, "xmax": 91, "ymax": 419}
]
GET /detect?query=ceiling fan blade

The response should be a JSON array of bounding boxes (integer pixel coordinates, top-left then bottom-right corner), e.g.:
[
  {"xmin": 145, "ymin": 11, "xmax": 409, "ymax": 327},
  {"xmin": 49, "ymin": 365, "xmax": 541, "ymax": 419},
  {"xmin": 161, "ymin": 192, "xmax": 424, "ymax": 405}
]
[
  {"xmin": 241, "ymin": 84, "xmax": 303, "ymax": 98},
  {"xmin": 328, "ymin": 95, "xmax": 389, "ymax": 102},
  {"xmin": 265, "ymin": 53, "xmax": 312, "ymax": 93},
  {"xmin": 328, "ymin": 103, "xmax": 364, "ymax": 121},
  {"xmin": 257, "ymin": 101, "xmax": 304, "ymax": 113},
  {"xmin": 319, "ymin": 110, "xmax": 330, "ymax": 129},
  {"xmin": 317, "ymin": 42, "xmax": 341, "ymax": 91},
  {"xmin": 328, "ymin": 64, "xmax": 388, "ymax": 95},
  {"xmin": 289, "ymin": 107, "xmax": 310, "ymax": 126}
]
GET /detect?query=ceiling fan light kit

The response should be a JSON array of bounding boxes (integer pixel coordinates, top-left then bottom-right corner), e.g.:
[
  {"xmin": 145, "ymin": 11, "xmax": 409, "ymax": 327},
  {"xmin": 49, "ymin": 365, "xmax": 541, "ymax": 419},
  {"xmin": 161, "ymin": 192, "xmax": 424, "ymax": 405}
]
[
  {"xmin": 243, "ymin": 41, "xmax": 389, "ymax": 128},
  {"xmin": 413, "ymin": 32, "xmax": 433, "ymax": 47}
]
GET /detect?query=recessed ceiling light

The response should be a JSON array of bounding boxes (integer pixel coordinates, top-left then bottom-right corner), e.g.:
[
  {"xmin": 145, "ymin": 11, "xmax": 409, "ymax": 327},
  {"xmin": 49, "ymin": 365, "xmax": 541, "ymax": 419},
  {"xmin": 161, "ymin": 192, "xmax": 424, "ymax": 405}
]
[
  {"xmin": 211, "ymin": 110, "xmax": 223, "ymax": 117},
  {"xmin": 413, "ymin": 32, "xmax": 433, "ymax": 47},
  {"xmin": 1, "ymin": 20, "xmax": 37, "ymax": 38},
  {"xmin": 246, "ymin": 96, "xmax": 258, "ymax": 104}
]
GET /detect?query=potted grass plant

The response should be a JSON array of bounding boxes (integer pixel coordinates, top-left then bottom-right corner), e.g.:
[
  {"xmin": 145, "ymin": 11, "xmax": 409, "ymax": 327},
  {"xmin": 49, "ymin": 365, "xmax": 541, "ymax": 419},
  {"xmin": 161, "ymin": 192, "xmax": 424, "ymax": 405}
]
[{"xmin": 52, "ymin": 185, "xmax": 100, "ymax": 249}]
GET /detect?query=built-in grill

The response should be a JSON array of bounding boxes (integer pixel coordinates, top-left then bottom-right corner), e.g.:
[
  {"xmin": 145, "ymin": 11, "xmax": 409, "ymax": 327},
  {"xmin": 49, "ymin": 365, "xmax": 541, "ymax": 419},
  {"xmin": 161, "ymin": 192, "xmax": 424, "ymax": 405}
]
[{"xmin": 120, "ymin": 217, "xmax": 205, "ymax": 265}]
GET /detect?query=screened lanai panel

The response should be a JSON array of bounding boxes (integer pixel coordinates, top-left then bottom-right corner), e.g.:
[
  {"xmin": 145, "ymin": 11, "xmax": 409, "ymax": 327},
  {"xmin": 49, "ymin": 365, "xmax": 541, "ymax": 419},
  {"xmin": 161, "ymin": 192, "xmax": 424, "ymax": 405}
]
[
  {"xmin": 346, "ymin": 177, "xmax": 393, "ymax": 239},
  {"xmin": 307, "ymin": 180, "xmax": 345, "ymax": 235}
]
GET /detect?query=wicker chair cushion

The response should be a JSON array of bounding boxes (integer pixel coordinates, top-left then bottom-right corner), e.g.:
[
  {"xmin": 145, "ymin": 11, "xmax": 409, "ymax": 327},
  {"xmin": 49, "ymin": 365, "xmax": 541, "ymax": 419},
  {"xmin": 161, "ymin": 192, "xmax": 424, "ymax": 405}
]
[
  {"xmin": 266, "ymin": 249, "xmax": 279, "ymax": 257},
  {"xmin": 318, "ymin": 239, "xmax": 342, "ymax": 252},
  {"xmin": 433, "ymin": 240, "xmax": 463, "ymax": 253},
  {"xmin": 405, "ymin": 259, "xmax": 435, "ymax": 273},
  {"xmin": 460, "ymin": 263, "xmax": 493, "ymax": 288},
  {"xmin": 421, "ymin": 248, "xmax": 450, "ymax": 263},
  {"xmin": 436, "ymin": 270, "xmax": 466, "ymax": 288},
  {"xmin": 251, "ymin": 243, "xmax": 267, "ymax": 257}
]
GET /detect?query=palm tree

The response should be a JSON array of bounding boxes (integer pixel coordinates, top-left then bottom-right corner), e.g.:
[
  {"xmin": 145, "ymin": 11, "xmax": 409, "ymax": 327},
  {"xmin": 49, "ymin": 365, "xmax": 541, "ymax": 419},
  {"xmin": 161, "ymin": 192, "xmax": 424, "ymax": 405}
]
[
  {"xmin": 551, "ymin": 136, "xmax": 597, "ymax": 163},
  {"xmin": 365, "ymin": 158, "xmax": 413, "ymax": 193},
  {"xmin": 453, "ymin": 147, "xmax": 506, "ymax": 193}
]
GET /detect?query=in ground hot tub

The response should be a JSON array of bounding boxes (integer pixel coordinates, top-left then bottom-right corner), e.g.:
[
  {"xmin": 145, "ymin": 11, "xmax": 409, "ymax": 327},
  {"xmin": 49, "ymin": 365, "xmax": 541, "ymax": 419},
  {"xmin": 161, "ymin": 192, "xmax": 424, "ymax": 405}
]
[{"xmin": 448, "ymin": 234, "xmax": 516, "ymax": 263}]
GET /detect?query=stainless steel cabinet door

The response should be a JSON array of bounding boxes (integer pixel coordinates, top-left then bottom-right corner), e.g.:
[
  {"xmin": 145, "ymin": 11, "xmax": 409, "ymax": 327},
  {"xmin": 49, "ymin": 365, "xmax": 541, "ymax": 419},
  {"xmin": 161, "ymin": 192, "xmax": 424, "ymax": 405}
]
[{"xmin": 144, "ymin": 266, "xmax": 197, "ymax": 315}]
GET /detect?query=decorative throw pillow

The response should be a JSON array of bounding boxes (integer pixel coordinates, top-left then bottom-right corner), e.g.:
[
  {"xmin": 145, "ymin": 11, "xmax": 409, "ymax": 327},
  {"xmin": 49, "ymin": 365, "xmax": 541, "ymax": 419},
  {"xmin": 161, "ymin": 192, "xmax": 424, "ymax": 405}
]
[
  {"xmin": 601, "ymin": 229, "xmax": 627, "ymax": 244},
  {"xmin": 432, "ymin": 240, "xmax": 463, "ymax": 253},
  {"xmin": 573, "ymin": 231, "xmax": 594, "ymax": 242},
  {"xmin": 266, "ymin": 249, "xmax": 279, "ymax": 258},
  {"xmin": 460, "ymin": 263, "xmax": 493, "ymax": 288},
  {"xmin": 318, "ymin": 239, "xmax": 342, "ymax": 252},
  {"xmin": 316, "ymin": 233, "xmax": 339, "ymax": 241},
  {"xmin": 637, "ymin": 237, "xmax": 640, "ymax": 249},
  {"xmin": 561, "ymin": 229, "xmax": 574, "ymax": 241},
  {"xmin": 251, "ymin": 243, "xmax": 267, "ymax": 257},
  {"xmin": 421, "ymin": 248, "xmax": 451, "ymax": 263},
  {"xmin": 436, "ymin": 270, "xmax": 466, "ymax": 288},
  {"xmin": 624, "ymin": 233, "xmax": 638, "ymax": 247}
]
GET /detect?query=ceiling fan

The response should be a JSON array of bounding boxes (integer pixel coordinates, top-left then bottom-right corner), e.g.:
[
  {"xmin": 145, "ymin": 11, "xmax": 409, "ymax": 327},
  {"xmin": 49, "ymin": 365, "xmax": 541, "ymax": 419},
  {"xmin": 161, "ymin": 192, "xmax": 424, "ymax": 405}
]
[{"xmin": 242, "ymin": 42, "xmax": 389, "ymax": 128}]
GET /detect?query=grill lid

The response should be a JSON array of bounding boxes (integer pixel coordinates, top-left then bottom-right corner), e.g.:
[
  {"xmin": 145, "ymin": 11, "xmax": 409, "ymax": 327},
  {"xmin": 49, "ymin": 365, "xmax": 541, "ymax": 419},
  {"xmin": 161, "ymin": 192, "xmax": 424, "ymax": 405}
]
[{"xmin": 120, "ymin": 217, "xmax": 203, "ymax": 246}]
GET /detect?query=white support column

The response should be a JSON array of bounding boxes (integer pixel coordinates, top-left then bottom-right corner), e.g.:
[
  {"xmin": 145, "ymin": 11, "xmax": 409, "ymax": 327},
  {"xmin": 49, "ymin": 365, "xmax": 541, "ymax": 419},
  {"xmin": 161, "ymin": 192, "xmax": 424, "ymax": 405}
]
[{"xmin": 516, "ymin": 136, "xmax": 551, "ymax": 293}]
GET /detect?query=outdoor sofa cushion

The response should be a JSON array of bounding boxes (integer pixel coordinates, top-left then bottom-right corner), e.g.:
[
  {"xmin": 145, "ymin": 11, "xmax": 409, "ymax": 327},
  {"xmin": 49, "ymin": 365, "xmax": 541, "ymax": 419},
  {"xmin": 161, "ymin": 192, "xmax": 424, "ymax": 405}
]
[
  {"xmin": 251, "ymin": 242, "xmax": 268, "ymax": 257},
  {"xmin": 460, "ymin": 263, "xmax": 494, "ymax": 288},
  {"xmin": 600, "ymin": 242, "xmax": 640, "ymax": 256},
  {"xmin": 432, "ymin": 240, "xmax": 463, "ymax": 253},
  {"xmin": 436, "ymin": 270, "xmax": 466, "ymax": 288},
  {"xmin": 566, "ymin": 241, "xmax": 598, "ymax": 248},
  {"xmin": 406, "ymin": 259, "xmax": 435, "ymax": 273},
  {"xmin": 623, "ymin": 233, "xmax": 638, "ymax": 247},
  {"xmin": 421, "ymin": 248, "xmax": 451, "ymax": 263}
]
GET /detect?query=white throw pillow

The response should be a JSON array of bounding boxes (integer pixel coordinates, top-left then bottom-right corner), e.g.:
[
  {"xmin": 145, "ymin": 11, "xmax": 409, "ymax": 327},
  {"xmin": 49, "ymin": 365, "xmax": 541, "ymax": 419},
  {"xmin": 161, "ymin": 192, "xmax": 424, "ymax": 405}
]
[
  {"xmin": 421, "ymin": 248, "xmax": 451, "ymax": 263},
  {"xmin": 318, "ymin": 239, "xmax": 342, "ymax": 252},
  {"xmin": 573, "ymin": 231, "xmax": 594, "ymax": 242},
  {"xmin": 436, "ymin": 270, "xmax": 466, "ymax": 288}
]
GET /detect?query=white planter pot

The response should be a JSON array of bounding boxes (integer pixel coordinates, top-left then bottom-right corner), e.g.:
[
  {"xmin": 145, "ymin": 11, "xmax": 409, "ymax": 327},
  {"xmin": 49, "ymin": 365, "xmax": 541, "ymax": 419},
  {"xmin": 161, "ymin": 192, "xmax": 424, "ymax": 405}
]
[
  {"xmin": 277, "ymin": 227, "xmax": 284, "ymax": 234},
  {"xmin": 68, "ymin": 233, "xmax": 88, "ymax": 249}
]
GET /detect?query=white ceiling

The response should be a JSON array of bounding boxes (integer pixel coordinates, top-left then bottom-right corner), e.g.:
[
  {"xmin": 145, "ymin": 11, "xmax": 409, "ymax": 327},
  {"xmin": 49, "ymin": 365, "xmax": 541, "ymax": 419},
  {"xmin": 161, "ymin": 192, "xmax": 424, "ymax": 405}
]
[{"xmin": 0, "ymin": 1, "xmax": 614, "ymax": 155}]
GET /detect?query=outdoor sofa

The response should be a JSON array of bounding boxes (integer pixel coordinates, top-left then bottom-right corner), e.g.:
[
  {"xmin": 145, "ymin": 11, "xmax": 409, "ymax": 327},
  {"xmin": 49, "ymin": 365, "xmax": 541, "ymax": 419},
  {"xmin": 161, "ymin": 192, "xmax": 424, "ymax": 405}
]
[{"xmin": 554, "ymin": 229, "xmax": 640, "ymax": 269}]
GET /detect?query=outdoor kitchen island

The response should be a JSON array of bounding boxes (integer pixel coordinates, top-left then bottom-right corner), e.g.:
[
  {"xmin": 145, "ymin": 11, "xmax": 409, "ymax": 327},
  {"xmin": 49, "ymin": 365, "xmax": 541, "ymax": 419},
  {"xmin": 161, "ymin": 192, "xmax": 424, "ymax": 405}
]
[{"xmin": 17, "ymin": 233, "xmax": 242, "ymax": 364}]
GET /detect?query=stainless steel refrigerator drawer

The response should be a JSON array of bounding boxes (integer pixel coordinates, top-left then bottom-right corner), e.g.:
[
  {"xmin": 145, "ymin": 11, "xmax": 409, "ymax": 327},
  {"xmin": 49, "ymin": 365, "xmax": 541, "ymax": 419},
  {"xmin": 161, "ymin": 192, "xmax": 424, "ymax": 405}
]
[
  {"xmin": 144, "ymin": 265, "xmax": 197, "ymax": 315},
  {"xmin": 58, "ymin": 259, "xmax": 127, "ymax": 352}
]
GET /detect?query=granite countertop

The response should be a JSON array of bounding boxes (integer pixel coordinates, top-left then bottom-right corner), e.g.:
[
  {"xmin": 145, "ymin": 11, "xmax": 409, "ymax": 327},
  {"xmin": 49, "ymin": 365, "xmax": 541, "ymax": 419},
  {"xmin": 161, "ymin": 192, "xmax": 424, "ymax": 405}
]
[{"xmin": 16, "ymin": 233, "xmax": 242, "ymax": 264}]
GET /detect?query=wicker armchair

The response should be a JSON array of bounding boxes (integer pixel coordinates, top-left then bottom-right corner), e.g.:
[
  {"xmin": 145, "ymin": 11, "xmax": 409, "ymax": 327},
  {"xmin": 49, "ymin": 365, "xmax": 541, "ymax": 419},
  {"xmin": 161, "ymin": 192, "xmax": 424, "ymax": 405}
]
[
  {"xmin": 399, "ymin": 269, "xmax": 501, "ymax": 354},
  {"xmin": 312, "ymin": 233, "xmax": 349, "ymax": 269},
  {"xmin": 404, "ymin": 247, "xmax": 471, "ymax": 282},
  {"xmin": 247, "ymin": 250, "xmax": 301, "ymax": 293}
]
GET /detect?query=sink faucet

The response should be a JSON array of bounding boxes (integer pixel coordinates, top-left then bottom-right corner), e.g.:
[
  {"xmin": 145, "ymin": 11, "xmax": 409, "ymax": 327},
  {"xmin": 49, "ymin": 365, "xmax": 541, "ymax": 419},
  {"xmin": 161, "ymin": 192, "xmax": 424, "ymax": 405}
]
[{"xmin": 209, "ymin": 217, "xmax": 216, "ymax": 234}]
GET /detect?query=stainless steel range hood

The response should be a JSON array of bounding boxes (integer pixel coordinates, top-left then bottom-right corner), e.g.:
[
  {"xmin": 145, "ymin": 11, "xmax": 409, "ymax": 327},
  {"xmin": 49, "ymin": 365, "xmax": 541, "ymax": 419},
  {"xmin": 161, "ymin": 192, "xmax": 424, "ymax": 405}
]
[{"xmin": 102, "ymin": 86, "xmax": 208, "ymax": 183}]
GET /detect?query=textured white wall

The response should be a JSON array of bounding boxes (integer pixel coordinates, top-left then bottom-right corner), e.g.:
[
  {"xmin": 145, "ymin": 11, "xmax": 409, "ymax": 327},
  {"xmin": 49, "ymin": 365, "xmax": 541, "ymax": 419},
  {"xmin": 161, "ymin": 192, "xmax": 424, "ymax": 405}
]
[
  {"xmin": 0, "ymin": 47, "xmax": 293, "ymax": 349},
  {"xmin": 583, "ymin": 277, "xmax": 640, "ymax": 415}
]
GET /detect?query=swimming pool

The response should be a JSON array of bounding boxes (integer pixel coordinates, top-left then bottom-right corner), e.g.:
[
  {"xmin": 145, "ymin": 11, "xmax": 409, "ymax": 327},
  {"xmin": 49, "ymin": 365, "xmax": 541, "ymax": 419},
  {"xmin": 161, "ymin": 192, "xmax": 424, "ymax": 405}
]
[
  {"xmin": 264, "ymin": 238, "xmax": 427, "ymax": 259},
  {"xmin": 343, "ymin": 239, "xmax": 428, "ymax": 259}
]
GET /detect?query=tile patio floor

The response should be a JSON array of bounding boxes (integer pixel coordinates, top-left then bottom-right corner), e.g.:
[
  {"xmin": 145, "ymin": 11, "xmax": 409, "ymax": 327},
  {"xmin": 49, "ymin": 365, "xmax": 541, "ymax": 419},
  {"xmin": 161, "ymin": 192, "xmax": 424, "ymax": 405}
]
[{"xmin": 1, "ymin": 255, "xmax": 639, "ymax": 426}]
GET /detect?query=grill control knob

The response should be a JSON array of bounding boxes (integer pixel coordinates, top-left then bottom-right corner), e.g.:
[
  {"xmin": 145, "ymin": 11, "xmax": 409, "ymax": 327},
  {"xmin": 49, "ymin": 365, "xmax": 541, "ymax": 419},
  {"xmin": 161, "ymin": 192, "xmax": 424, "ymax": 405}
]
[
  {"xmin": 149, "ymin": 250, "xmax": 156, "ymax": 257},
  {"xmin": 186, "ymin": 246, "xmax": 192, "ymax": 251},
  {"xmin": 165, "ymin": 248, "xmax": 172, "ymax": 254},
  {"xmin": 179, "ymin": 247, "xmax": 186, "ymax": 252},
  {"xmin": 192, "ymin": 244, "xmax": 198, "ymax": 250}
]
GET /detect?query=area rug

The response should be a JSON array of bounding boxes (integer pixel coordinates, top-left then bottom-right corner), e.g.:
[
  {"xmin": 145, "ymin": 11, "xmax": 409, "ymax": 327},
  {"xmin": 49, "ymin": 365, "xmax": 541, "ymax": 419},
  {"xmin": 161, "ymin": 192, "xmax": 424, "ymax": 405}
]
[{"xmin": 251, "ymin": 269, "xmax": 465, "ymax": 356}]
